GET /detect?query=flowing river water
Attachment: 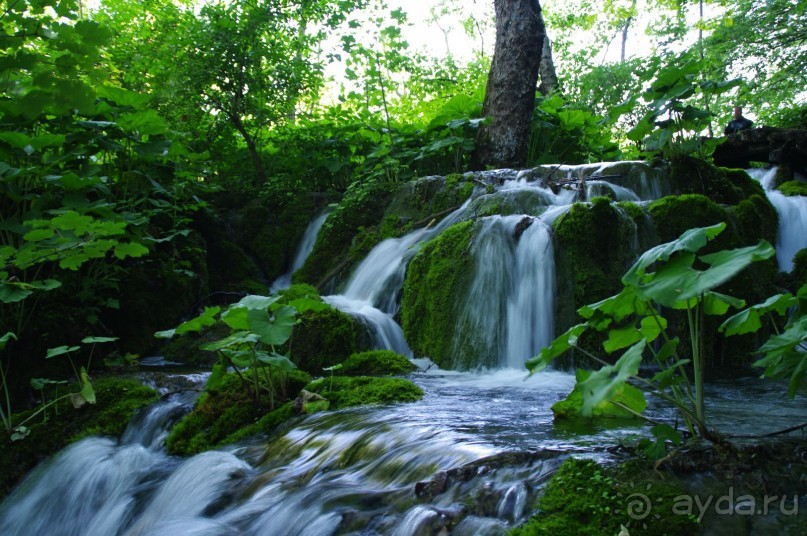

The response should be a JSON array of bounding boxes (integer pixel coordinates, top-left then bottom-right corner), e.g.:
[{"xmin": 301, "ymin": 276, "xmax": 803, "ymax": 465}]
[{"xmin": 1, "ymin": 164, "xmax": 806, "ymax": 535}]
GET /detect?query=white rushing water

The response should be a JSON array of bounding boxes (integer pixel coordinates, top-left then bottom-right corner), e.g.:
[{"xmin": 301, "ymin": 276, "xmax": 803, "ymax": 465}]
[
  {"xmin": 747, "ymin": 167, "xmax": 807, "ymax": 272},
  {"xmin": 4, "ymin": 163, "xmax": 807, "ymax": 535},
  {"xmin": 270, "ymin": 210, "xmax": 331, "ymax": 292},
  {"xmin": 323, "ymin": 197, "xmax": 475, "ymax": 354}
]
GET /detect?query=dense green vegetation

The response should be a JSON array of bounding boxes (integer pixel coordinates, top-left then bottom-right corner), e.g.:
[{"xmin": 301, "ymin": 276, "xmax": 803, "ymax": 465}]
[{"xmin": 0, "ymin": 0, "xmax": 804, "ymax": 529}]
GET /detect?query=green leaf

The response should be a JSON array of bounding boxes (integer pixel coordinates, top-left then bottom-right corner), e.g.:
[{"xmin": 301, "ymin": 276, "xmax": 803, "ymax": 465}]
[
  {"xmin": 0, "ymin": 331, "xmax": 17, "ymax": 351},
  {"xmin": 649, "ymin": 359, "xmax": 690, "ymax": 388},
  {"xmin": 552, "ymin": 369, "xmax": 646, "ymax": 419},
  {"xmin": 323, "ymin": 364, "xmax": 343, "ymax": 372},
  {"xmin": 255, "ymin": 351, "xmax": 296, "ymax": 371},
  {"xmin": 113, "ymin": 241, "xmax": 149, "ymax": 259},
  {"xmin": 639, "ymin": 315, "xmax": 667, "ymax": 343},
  {"xmin": 526, "ymin": 324, "xmax": 587, "ymax": 373},
  {"xmin": 30, "ymin": 377, "xmax": 67, "ymax": 390},
  {"xmin": 221, "ymin": 348, "xmax": 252, "ymax": 368},
  {"xmin": 288, "ymin": 297, "xmax": 330, "ymax": 313},
  {"xmin": 23, "ymin": 228, "xmax": 55, "ymax": 242},
  {"xmin": 720, "ymin": 293, "xmax": 796, "ymax": 336},
  {"xmin": 46, "ymin": 345, "xmax": 81, "ymax": 358},
  {"xmin": 237, "ymin": 294, "xmax": 281, "ymax": 310},
  {"xmin": 623, "ymin": 223, "xmax": 726, "ymax": 286},
  {"xmin": 80, "ymin": 368, "xmax": 95, "ymax": 404},
  {"xmin": 603, "ymin": 325, "xmax": 642, "ymax": 354},
  {"xmin": 247, "ymin": 305, "xmax": 296, "ymax": 346},
  {"xmin": 176, "ymin": 306, "xmax": 221, "ymax": 335},
  {"xmin": 81, "ymin": 336, "xmax": 119, "ymax": 344},
  {"xmin": 633, "ymin": 240, "xmax": 774, "ymax": 308},
  {"xmin": 0, "ymin": 282, "xmax": 33, "ymax": 303},
  {"xmin": 29, "ymin": 279, "xmax": 61, "ymax": 291},
  {"xmin": 579, "ymin": 340, "xmax": 645, "ymax": 416},
  {"xmin": 200, "ymin": 331, "xmax": 260, "ymax": 351}
]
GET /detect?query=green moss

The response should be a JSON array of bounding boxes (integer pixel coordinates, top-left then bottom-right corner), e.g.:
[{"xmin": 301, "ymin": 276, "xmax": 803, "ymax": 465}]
[
  {"xmin": 553, "ymin": 198, "xmax": 639, "ymax": 332},
  {"xmin": 288, "ymin": 307, "xmax": 365, "ymax": 374},
  {"xmin": 0, "ymin": 377, "xmax": 158, "ymax": 498},
  {"xmin": 777, "ymin": 180, "xmax": 807, "ymax": 197},
  {"xmin": 277, "ymin": 283, "xmax": 322, "ymax": 303},
  {"xmin": 304, "ymin": 376, "xmax": 423, "ymax": 409},
  {"xmin": 729, "ymin": 193, "xmax": 778, "ymax": 245},
  {"xmin": 294, "ymin": 182, "xmax": 402, "ymax": 287},
  {"xmin": 669, "ymin": 156, "xmax": 764, "ymax": 205},
  {"xmin": 165, "ymin": 369, "xmax": 310, "ymax": 456},
  {"xmin": 511, "ymin": 458, "xmax": 698, "ymax": 536},
  {"xmin": 401, "ymin": 221, "xmax": 475, "ymax": 368},
  {"xmin": 341, "ymin": 350, "xmax": 416, "ymax": 376},
  {"xmin": 648, "ymin": 194, "xmax": 731, "ymax": 244}
]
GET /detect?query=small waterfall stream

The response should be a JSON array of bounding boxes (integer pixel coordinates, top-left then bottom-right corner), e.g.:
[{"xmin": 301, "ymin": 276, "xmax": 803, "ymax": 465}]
[
  {"xmin": 271, "ymin": 210, "xmax": 332, "ymax": 292},
  {"xmin": 4, "ymin": 163, "xmax": 806, "ymax": 534},
  {"xmin": 747, "ymin": 167, "xmax": 807, "ymax": 272}
]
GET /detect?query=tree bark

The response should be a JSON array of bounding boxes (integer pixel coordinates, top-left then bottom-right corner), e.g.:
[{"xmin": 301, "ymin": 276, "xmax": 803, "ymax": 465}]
[
  {"xmin": 538, "ymin": 35, "xmax": 559, "ymax": 96},
  {"xmin": 471, "ymin": 0, "xmax": 546, "ymax": 170}
]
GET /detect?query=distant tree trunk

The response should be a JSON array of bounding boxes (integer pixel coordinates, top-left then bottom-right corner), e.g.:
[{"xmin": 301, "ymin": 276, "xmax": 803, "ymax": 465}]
[
  {"xmin": 471, "ymin": 0, "xmax": 546, "ymax": 170},
  {"xmin": 538, "ymin": 35, "xmax": 559, "ymax": 95}
]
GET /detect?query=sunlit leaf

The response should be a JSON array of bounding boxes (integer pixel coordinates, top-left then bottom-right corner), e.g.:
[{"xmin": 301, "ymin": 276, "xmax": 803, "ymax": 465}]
[{"xmin": 526, "ymin": 324, "xmax": 587, "ymax": 373}]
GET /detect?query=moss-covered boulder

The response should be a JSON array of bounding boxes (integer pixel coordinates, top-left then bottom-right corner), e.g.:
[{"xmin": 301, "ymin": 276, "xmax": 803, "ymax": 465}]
[
  {"xmin": 401, "ymin": 220, "xmax": 476, "ymax": 368},
  {"xmin": 294, "ymin": 176, "xmax": 476, "ymax": 290},
  {"xmin": 777, "ymin": 180, "xmax": 807, "ymax": 197},
  {"xmin": 304, "ymin": 376, "xmax": 423, "ymax": 409},
  {"xmin": 0, "ymin": 377, "xmax": 158, "ymax": 498},
  {"xmin": 165, "ymin": 369, "xmax": 311, "ymax": 456},
  {"xmin": 165, "ymin": 372, "xmax": 423, "ymax": 457},
  {"xmin": 511, "ymin": 458, "xmax": 697, "ymax": 536},
  {"xmin": 341, "ymin": 350, "xmax": 416, "ymax": 376},
  {"xmin": 288, "ymin": 307, "xmax": 366, "ymax": 374},
  {"xmin": 553, "ymin": 197, "xmax": 640, "ymax": 331},
  {"xmin": 648, "ymin": 193, "xmax": 731, "ymax": 244},
  {"xmin": 669, "ymin": 156, "xmax": 765, "ymax": 205},
  {"xmin": 294, "ymin": 182, "xmax": 404, "ymax": 288}
]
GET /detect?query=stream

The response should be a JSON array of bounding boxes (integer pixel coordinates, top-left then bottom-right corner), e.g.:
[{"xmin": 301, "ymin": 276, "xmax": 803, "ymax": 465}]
[{"xmin": 1, "ymin": 164, "xmax": 805, "ymax": 535}]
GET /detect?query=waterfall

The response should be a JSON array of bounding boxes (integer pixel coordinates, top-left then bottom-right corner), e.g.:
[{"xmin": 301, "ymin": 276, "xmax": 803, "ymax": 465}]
[
  {"xmin": 452, "ymin": 215, "xmax": 557, "ymax": 369},
  {"xmin": 324, "ymin": 198, "xmax": 474, "ymax": 354},
  {"xmin": 747, "ymin": 168, "xmax": 807, "ymax": 272},
  {"xmin": 270, "ymin": 210, "xmax": 331, "ymax": 292}
]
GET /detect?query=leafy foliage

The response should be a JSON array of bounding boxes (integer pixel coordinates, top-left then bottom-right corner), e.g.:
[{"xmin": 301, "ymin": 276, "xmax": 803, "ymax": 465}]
[{"xmin": 528, "ymin": 223, "xmax": 775, "ymax": 448}]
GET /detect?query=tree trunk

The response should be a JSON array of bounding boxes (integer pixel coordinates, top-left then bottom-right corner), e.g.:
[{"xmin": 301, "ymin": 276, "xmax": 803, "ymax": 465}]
[
  {"xmin": 538, "ymin": 35, "xmax": 559, "ymax": 96},
  {"xmin": 471, "ymin": 0, "xmax": 546, "ymax": 170}
]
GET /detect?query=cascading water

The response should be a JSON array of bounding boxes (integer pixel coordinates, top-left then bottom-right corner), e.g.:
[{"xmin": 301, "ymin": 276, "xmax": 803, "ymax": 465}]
[
  {"xmin": 270, "ymin": 210, "xmax": 331, "ymax": 292},
  {"xmin": 747, "ymin": 167, "xmax": 807, "ymax": 272},
  {"xmin": 3, "ymin": 163, "xmax": 807, "ymax": 535},
  {"xmin": 323, "ymin": 197, "xmax": 474, "ymax": 355}
]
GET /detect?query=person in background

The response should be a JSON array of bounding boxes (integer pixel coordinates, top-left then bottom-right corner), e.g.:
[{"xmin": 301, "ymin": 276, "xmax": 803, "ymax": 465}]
[{"xmin": 724, "ymin": 106, "xmax": 754, "ymax": 135}]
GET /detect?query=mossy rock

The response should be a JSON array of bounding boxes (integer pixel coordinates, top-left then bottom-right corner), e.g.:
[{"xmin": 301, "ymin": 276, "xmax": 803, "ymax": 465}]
[
  {"xmin": 669, "ymin": 156, "xmax": 765, "ymax": 205},
  {"xmin": 553, "ymin": 198, "xmax": 640, "ymax": 333},
  {"xmin": 234, "ymin": 192, "xmax": 325, "ymax": 281},
  {"xmin": 304, "ymin": 376, "xmax": 423, "ymax": 409},
  {"xmin": 0, "ymin": 377, "xmax": 158, "ymax": 499},
  {"xmin": 341, "ymin": 350, "xmax": 416, "ymax": 376},
  {"xmin": 165, "ymin": 369, "xmax": 310, "ymax": 456},
  {"xmin": 278, "ymin": 283, "xmax": 322, "ymax": 303},
  {"xmin": 777, "ymin": 180, "xmax": 807, "ymax": 197},
  {"xmin": 294, "ymin": 182, "xmax": 403, "ymax": 287},
  {"xmin": 288, "ymin": 307, "xmax": 366, "ymax": 375},
  {"xmin": 511, "ymin": 458, "xmax": 698, "ymax": 536},
  {"xmin": 729, "ymin": 193, "xmax": 779, "ymax": 246},
  {"xmin": 401, "ymin": 220, "xmax": 476, "ymax": 368},
  {"xmin": 648, "ymin": 194, "xmax": 732, "ymax": 245}
]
